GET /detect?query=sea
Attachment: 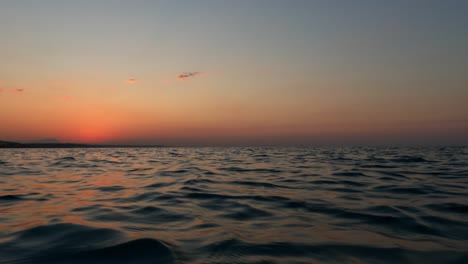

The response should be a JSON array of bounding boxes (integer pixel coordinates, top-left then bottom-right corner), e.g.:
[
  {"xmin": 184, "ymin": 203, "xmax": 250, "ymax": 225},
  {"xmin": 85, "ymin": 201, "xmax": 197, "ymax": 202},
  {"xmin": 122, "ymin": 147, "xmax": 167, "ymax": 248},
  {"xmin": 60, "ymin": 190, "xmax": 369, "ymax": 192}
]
[{"xmin": 0, "ymin": 147, "xmax": 467, "ymax": 264}]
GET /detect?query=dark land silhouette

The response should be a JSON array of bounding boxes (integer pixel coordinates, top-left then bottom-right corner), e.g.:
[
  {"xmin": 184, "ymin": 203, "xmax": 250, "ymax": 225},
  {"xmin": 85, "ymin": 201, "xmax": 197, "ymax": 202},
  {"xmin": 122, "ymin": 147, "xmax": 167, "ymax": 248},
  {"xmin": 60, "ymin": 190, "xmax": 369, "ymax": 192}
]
[{"xmin": 0, "ymin": 141, "xmax": 164, "ymax": 148}]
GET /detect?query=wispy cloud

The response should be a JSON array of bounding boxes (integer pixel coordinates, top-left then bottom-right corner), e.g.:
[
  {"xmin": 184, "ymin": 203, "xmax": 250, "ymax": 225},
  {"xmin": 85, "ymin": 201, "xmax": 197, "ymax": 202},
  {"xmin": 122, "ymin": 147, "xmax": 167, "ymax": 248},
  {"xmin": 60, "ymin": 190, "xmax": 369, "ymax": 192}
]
[
  {"xmin": 178, "ymin": 72, "xmax": 202, "ymax": 80},
  {"xmin": 0, "ymin": 88, "xmax": 26, "ymax": 93}
]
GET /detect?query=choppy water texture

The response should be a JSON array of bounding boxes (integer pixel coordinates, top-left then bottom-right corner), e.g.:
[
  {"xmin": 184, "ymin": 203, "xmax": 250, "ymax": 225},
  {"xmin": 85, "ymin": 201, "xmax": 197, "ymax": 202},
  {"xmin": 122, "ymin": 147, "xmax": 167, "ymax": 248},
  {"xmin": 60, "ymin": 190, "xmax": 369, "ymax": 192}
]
[{"xmin": 1, "ymin": 147, "xmax": 468, "ymax": 264}]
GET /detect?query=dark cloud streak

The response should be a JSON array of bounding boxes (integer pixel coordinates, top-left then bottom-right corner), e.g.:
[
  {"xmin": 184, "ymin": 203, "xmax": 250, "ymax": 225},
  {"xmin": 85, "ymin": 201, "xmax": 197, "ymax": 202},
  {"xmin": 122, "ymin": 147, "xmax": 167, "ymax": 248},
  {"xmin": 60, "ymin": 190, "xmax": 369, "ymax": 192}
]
[{"xmin": 178, "ymin": 72, "xmax": 201, "ymax": 80}]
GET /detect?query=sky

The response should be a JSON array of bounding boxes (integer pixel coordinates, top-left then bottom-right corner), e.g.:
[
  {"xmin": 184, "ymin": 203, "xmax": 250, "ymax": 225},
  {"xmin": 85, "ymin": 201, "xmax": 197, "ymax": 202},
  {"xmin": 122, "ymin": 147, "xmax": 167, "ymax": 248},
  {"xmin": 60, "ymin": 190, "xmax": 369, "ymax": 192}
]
[{"xmin": 1, "ymin": 0, "xmax": 467, "ymax": 146}]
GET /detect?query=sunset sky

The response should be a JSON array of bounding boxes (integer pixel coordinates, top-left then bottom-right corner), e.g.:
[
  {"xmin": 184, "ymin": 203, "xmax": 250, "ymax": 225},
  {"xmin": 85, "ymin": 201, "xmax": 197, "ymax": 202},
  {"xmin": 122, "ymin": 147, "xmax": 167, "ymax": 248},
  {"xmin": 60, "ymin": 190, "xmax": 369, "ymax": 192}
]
[{"xmin": 1, "ymin": 0, "xmax": 467, "ymax": 146}]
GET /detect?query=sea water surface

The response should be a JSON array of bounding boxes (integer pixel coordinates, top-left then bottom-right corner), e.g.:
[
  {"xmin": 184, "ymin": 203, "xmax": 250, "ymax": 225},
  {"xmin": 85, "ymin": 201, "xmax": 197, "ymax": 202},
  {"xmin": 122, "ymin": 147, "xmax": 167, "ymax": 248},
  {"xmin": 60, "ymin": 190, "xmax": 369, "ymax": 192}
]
[{"xmin": 0, "ymin": 147, "xmax": 467, "ymax": 264}]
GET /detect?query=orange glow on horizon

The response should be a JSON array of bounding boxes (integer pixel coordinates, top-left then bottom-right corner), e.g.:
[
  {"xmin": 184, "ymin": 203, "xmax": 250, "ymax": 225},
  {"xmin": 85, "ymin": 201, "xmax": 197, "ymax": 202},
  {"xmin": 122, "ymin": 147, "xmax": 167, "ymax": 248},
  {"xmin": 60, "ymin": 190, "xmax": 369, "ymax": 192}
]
[
  {"xmin": 74, "ymin": 128, "xmax": 111, "ymax": 143},
  {"xmin": 52, "ymin": 105, "xmax": 132, "ymax": 144}
]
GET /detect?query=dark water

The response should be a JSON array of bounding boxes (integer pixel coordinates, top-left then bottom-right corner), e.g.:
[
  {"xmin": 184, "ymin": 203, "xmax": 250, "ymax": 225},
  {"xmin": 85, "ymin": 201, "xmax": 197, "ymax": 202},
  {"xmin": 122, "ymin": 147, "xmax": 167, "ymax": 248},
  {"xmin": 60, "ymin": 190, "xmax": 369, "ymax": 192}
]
[{"xmin": 1, "ymin": 147, "xmax": 468, "ymax": 264}]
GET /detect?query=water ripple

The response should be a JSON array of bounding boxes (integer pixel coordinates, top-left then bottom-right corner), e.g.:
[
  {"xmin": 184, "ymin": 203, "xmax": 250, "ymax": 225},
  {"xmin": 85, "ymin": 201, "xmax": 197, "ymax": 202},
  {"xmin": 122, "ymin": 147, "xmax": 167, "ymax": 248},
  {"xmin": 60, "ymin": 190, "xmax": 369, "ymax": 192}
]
[{"xmin": 0, "ymin": 147, "xmax": 468, "ymax": 263}]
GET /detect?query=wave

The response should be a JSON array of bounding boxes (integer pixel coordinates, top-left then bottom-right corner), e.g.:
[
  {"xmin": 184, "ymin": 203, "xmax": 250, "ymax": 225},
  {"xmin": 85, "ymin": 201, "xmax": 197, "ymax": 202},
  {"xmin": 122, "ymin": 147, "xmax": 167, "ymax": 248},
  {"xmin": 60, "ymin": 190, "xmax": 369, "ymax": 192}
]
[
  {"xmin": 1, "ymin": 223, "xmax": 174, "ymax": 264},
  {"xmin": 202, "ymin": 238, "xmax": 468, "ymax": 263},
  {"xmin": 1, "ymin": 147, "xmax": 468, "ymax": 263}
]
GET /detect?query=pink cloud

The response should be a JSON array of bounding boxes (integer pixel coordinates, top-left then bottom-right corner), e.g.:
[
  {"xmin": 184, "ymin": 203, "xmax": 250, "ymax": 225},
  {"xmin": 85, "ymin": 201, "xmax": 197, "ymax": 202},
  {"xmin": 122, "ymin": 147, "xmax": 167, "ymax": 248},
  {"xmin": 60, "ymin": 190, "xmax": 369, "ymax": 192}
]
[
  {"xmin": 1, "ymin": 88, "xmax": 26, "ymax": 93},
  {"xmin": 127, "ymin": 78, "xmax": 138, "ymax": 84},
  {"xmin": 0, "ymin": 85, "xmax": 26, "ymax": 93}
]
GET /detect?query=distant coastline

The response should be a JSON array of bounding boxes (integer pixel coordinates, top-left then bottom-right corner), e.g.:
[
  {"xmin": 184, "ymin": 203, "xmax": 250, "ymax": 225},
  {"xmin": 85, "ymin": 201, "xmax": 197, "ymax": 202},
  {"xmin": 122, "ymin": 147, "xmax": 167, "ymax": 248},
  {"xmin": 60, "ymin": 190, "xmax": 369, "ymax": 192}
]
[{"xmin": 0, "ymin": 141, "xmax": 164, "ymax": 148}]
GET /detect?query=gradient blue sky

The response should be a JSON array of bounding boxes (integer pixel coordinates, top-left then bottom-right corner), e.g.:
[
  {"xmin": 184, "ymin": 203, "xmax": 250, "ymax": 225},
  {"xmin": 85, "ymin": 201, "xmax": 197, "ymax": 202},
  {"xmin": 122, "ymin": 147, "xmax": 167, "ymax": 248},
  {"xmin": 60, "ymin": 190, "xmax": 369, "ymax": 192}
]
[{"xmin": 1, "ymin": 0, "xmax": 467, "ymax": 145}]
